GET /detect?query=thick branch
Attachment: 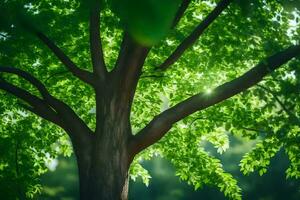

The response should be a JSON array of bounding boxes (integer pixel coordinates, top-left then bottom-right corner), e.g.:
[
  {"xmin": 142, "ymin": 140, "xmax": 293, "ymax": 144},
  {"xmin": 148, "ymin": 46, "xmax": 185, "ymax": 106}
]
[
  {"xmin": 20, "ymin": 21, "xmax": 95, "ymax": 85},
  {"xmin": 94, "ymin": 34, "xmax": 149, "ymax": 133},
  {"xmin": 129, "ymin": 45, "xmax": 300, "ymax": 156},
  {"xmin": 113, "ymin": 34, "xmax": 149, "ymax": 106},
  {"xmin": 0, "ymin": 80, "xmax": 61, "ymax": 125},
  {"xmin": 0, "ymin": 67, "xmax": 93, "ymax": 145},
  {"xmin": 90, "ymin": 4, "xmax": 107, "ymax": 80},
  {"xmin": 159, "ymin": 0, "xmax": 232, "ymax": 70},
  {"xmin": 0, "ymin": 66, "xmax": 53, "ymax": 100},
  {"xmin": 172, "ymin": 0, "xmax": 191, "ymax": 28}
]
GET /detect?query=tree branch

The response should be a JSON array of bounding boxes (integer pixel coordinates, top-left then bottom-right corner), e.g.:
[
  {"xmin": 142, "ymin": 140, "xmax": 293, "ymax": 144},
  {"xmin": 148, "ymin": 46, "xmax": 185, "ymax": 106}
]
[
  {"xmin": 18, "ymin": 102, "xmax": 62, "ymax": 126},
  {"xmin": 112, "ymin": 33, "xmax": 150, "ymax": 106},
  {"xmin": 0, "ymin": 66, "xmax": 53, "ymax": 100},
  {"xmin": 20, "ymin": 21, "xmax": 95, "ymax": 85},
  {"xmin": 0, "ymin": 67, "xmax": 93, "ymax": 145},
  {"xmin": 129, "ymin": 45, "xmax": 300, "ymax": 156},
  {"xmin": 36, "ymin": 31, "xmax": 96, "ymax": 85},
  {"xmin": 172, "ymin": 0, "xmax": 191, "ymax": 28},
  {"xmin": 90, "ymin": 4, "xmax": 107, "ymax": 80},
  {"xmin": 159, "ymin": 0, "xmax": 232, "ymax": 70},
  {"xmin": 94, "ymin": 33, "xmax": 150, "ymax": 134},
  {"xmin": 0, "ymin": 80, "xmax": 61, "ymax": 125}
]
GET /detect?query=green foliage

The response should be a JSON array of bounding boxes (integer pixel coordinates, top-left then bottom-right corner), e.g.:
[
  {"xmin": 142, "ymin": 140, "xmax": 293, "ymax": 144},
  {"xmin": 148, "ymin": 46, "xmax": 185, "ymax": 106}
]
[
  {"xmin": 240, "ymin": 137, "xmax": 282, "ymax": 176},
  {"xmin": 0, "ymin": 0, "xmax": 300, "ymax": 199},
  {"xmin": 286, "ymin": 144, "xmax": 300, "ymax": 179},
  {"xmin": 0, "ymin": 99, "xmax": 69, "ymax": 199},
  {"xmin": 204, "ymin": 127, "xmax": 230, "ymax": 154},
  {"xmin": 130, "ymin": 160, "xmax": 152, "ymax": 187}
]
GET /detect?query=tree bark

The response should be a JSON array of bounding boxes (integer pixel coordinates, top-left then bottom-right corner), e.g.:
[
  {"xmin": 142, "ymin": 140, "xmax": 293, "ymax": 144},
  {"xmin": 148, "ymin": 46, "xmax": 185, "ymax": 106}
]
[
  {"xmin": 73, "ymin": 86, "xmax": 132, "ymax": 200},
  {"xmin": 75, "ymin": 143, "xmax": 130, "ymax": 200}
]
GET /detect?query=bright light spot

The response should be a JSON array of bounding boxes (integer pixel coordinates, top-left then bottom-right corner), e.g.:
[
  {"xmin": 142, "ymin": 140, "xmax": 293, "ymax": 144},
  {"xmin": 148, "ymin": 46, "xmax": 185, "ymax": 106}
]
[
  {"xmin": 205, "ymin": 88, "xmax": 213, "ymax": 94},
  {"xmin": 89, "ymin": 107, "xmax": 96, "ymax": 114},
  {"xmin": 193, "ymin": 13, "xmax": 203, "ymax": 20},
  {"xmin": 159, "ymin": 93, "xmax": 169, "ymax": 112},
  {"xmin": 33, "ymin": 10, "xmax": 40, "ymax": 15},
  {"xmin": 166, "ymin": 39, "xmax": 174, "ymax": 46},
  {"xmin": 0, "ymin": 32, "xmax": 9, "ymax": 41},
  {"xmin": 17, "ymin": 110, "xmax": 29, "ymax": 117},
  {"xmin": 179, "ymin": 123, "xmax": 188, "ymax": 129},
  {"xmin": 196, "ymin": 72, "xmax": 204, "ymax": 79},
  {"xmin": 283, "ymin": 70, "xmax": 296, "ymax": 80},
  {"xmin": 32, "ymin": 59, "xmax": 41, "ymax": 67},
  {"xmin": 24, "ymin": 3, "xmax": 34, "ymax": 10},
  {"xmin": 45, "ymin": 153, "xmax": 58, "ymax": 171},
  {"xmin": 286, "ymin": 11, "xmax": 299, "ymax": 42},
  {"xmin": 46, "ymin": 158, "xmax": 58, "ymax": 171}
]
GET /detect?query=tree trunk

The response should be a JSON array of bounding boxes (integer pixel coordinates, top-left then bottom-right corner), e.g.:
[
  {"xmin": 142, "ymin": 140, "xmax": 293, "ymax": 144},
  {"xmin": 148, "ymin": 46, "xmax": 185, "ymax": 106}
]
[
  {"xmin": 74, "ymin": 131, "xmax": 130, "ymax": 200},
  {"xmin": 77, "ymin": 151, "xmax": 129, "ymax": 200},
  {"xmin": 73, "ymin": 91, "xmax": 133, "ymax": 200}
]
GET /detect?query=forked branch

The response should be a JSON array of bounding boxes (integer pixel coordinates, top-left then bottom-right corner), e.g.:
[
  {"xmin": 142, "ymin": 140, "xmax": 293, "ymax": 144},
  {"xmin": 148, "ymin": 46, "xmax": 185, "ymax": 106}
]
[
  {"xmin": 0, "ymin": 80, "xmax": 61, "ymax": 125},
  {"xmin": 159, "ymin": 0, "xmax": 232, "ymax": 70},
  {"xmin": 20, "ymin": 21, "xmax": 95, "ymax": 85},
  {"xmin": 35, "ymin": 31, "xmax": 96, "ymax": 85},
  {"xmin": 0, "ymin": 66, "xmax": 54, "ymax": 100},
  {"xmin": 130, "ymin": 45, "xmax": 300, "ymax": 156},
  {"xmin": 0, "ymin": 66, "xmax": 93, "ymax": 145}
]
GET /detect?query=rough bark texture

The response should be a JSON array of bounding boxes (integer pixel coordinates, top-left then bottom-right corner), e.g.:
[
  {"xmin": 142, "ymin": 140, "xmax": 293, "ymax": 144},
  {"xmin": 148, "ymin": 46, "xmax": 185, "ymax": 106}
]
[
  {"xmin": 74, "ymin": 75, "xmax": 134, "ymax": 200},
  {"xmin": 73, "ymin": 113, "xmax": 131, "ymax": 199},
  {"xmin": 75, "ymin": 136, "xmax": 130, "ymax": 200}
]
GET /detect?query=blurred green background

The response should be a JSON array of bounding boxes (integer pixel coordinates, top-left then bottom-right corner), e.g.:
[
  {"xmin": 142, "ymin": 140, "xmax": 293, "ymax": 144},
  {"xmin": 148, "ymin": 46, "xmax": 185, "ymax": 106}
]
[{"xmin": 39, "ymin": 136, "xmax": 300, "ymax": 200}]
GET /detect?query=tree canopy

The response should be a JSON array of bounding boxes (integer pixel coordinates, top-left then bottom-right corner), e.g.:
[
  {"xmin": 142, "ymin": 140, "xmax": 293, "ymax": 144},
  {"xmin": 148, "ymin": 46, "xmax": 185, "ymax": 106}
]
[{"xmin": 0, "ymin": 0, "xmax": 300, "ymax": 199}]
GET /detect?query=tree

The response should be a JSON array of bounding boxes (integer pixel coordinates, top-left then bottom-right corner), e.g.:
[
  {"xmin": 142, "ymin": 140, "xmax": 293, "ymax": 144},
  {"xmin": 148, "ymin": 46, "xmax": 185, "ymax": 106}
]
[{"xmin": 0, "ymin": 0, "xmax": 300, "ymax": 199}]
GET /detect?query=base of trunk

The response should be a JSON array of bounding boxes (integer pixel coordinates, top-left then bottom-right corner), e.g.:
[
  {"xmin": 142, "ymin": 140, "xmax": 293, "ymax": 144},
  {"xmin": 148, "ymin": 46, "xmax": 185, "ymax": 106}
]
[{"xmin": 76, "ymin": 144, "xmax": 130, "ymax": 200}]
